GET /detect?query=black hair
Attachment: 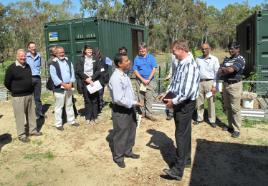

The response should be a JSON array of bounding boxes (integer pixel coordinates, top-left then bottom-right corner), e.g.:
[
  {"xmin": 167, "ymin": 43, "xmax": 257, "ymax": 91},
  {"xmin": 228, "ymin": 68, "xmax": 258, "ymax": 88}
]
[
  {"xmin": 94, "ymin": 48, "xmax": 103, "ymax": 60},
  {"xmin": 119, "ymin": 46, "xmax": 128, "ymax": 54},
  {"xmin": 114, "ymin": 53, "xmax": 127, "ymax": 67},
  {"xmin": 82, "ymin": 45, "xmax": 93, "ymax": 56},
  {"xmin": 228, "ymin": 41, "xmax": 240, "ymax": 49}
]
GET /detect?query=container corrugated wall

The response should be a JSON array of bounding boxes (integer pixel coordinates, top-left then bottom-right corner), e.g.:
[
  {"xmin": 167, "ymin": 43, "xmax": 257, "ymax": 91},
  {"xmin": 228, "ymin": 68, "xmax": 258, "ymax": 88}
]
[
  {"xmin": 44, "ymin": 18, "xmax": 147, "ymax": 65},
  {"xmin": 237, "ymin": 10, "xmax": 268, "ymax": 95}
]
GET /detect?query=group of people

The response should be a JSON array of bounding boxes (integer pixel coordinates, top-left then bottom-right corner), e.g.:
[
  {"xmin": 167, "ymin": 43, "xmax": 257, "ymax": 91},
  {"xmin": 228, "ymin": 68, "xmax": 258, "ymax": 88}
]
[{"xmin": 3, "ymin": 38, "xmax": 245, "ymax": 182}]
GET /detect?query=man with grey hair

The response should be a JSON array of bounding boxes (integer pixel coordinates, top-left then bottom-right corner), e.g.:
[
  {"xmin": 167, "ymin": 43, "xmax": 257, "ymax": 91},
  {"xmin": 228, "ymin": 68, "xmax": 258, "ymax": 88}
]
[
  {"xmin": 133, "ymin": 42, "xmax": 157, "ymax": 121},
  {"xmin": 5, "ymin": 49, "xmax": 42, "ymax": 143},
  {"xmin": 49, "ymin": 46, "xmax": 79, "ymax": 130}
]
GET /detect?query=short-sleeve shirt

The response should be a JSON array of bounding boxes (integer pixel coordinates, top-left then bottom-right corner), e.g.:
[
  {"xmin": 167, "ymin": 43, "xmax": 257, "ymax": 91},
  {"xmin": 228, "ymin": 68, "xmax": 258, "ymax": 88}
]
[
  {"xmin": 221, "ymin": 54, "xmax": 245, "ymax": 81},
  {"xmin": 133, "ymin": 53, "xmax": 157, "ymax": 80}
]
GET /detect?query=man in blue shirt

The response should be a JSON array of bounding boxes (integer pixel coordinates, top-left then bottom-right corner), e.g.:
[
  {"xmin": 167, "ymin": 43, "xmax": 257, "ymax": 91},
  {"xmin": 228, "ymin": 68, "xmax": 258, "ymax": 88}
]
[
  {"xmin": 49, "ymin": 46, "xmax": 79, "ymax": 130},
  {"xmin": 133, "ymin": 42, "xmax": 157, "ymax": 121},
  {"xmin": 26, "ymin": 42, "xmax": 43, "ymax": 119},
  {"xmin": 109, "ymin": 53, "xmax": 142, "ymax": 168}
]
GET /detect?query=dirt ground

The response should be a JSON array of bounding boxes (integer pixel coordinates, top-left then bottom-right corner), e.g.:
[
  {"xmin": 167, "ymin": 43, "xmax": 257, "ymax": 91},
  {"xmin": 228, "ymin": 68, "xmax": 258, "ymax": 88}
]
[{"xmin": 0, "ymin": 92, "xmax": 268, "ymax": 186}]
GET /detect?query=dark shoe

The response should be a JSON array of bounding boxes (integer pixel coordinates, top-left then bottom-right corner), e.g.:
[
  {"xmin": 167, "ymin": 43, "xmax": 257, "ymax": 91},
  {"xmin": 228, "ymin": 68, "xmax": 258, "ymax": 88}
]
[
  {"xmin": 71, "ymin": 123, "xmax": 80, "ymax": 127},
  {"xmin": 210, "ymin": 122, "xmax": 217, "ymax": 128},
  {"xmin": 30, "ymin": 131, "xmax": 43, "ymax": 136},
  {"xmin": 193, "ymin": 121, "xmax": 203, "ymax": 125},
  {"xmin": 19, "ymin": 137, "xmax": 30, "ymax": 143},
  {"xmin": 166, "ymin": 115, "xmax": 173, "ymax": 120},
  {"xmin": 125, "ymin": 153, "xmax": 140, "ymax": 159},
  {"xmin": 163, "ymin": 168, "xmax": 182, "ymax": 181},
  {"xmin": 115, "ymin": 161, "xmax": 126, "ymax": 168},
  {"xmin": 146, "ymin": 115, "xmax": 157, "ymax": 121},
  {"xmin": 231, "ymin": 131, "xmax": 240, "ymax": 138},
  {"xmin": 56, "ymin": 126, "xmax": 64, "ymax": 131},
  {"xmin": 222, "ymin": 126, "xmax": 229, "ymax": 131}
]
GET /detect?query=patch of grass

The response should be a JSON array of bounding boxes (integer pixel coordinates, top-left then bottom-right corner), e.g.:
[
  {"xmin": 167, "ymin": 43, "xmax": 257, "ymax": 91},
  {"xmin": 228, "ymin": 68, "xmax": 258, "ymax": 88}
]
[
  {"xmin": 242, "ymin": 118, "xmax": 267, "ymax": 128},
  {"xmin": 31, "ymin": 140, "xmax": 43, "ymax": 146},
  {"xmin": 15, "ymin": 171, "xmax": 27, "ymax": 180},
  {"xmin": 24, "ymin": 151, "xmax": 54, "ymax": 161}
]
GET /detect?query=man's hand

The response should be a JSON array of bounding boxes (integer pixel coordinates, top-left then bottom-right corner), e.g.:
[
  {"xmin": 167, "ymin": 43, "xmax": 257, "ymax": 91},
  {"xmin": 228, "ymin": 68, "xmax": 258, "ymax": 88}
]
[
  {"xmin": 157, "ymin": 93, "xmax": 165, "ymax": 102},
  {"xmin": 143, "ymin": 79, "xmax": 150, "ymax": 85},
  {"xmin": 135, "ymin": 101, "xmax": 144, "ymax": 107},
  {"xmin": 85, "ymin": 78, "xmax": 93, "ymax": 85},
  {"xmin": 211, "ymin": 86, "xmax": 217, "ymax": 95},
  {"xmin": 164, "ymin": 99, "xmax": 173, "ymax": 108},
  {"xmin": 61, "ymin": 83, "xmax": 72, "ymax": 90}
]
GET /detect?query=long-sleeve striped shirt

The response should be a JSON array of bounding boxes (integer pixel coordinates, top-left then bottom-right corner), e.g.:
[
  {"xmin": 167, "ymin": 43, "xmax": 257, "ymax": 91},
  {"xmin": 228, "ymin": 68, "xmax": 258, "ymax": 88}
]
[{"xmin": 168, "ymin": 54, "xmax": 200, "ymax": 105}]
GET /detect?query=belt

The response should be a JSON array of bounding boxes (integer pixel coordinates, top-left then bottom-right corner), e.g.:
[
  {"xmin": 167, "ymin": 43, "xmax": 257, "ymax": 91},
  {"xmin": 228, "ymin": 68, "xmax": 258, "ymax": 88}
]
[
  {"xmin": 200, "ymin": 79, "xmax": 213, "ymax": 82},
  {"xmin": 32, "ymin": 75, "xmax": 41, "ymax": 78},
  {"xmin": 224, "ymin": 80, "xmax": 240, "ymax": 84},
  {"xmin": 112, "ymin": 104, "xmax": 133, "ymax": 114}
]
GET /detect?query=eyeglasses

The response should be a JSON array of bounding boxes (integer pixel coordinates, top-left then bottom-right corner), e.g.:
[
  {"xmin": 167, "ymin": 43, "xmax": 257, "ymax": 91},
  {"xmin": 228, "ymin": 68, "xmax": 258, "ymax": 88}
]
[{"xmin": 201, "ymin": 48, "xmax": 210, "ymax": 51}]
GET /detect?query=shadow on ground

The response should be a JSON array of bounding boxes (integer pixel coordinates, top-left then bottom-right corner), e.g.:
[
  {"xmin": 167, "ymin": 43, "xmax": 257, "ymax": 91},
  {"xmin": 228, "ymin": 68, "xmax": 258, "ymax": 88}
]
[
  {"xmin": 0, "ymin": 133, "xmax": 12, "ymax": 151},
  {"xmin": 190, "ymin": 139, "xmax": 268, "ymax": 186},
  {"xmin": 146, "ymin": 129, "xmax": 177, "ymax": 167}
]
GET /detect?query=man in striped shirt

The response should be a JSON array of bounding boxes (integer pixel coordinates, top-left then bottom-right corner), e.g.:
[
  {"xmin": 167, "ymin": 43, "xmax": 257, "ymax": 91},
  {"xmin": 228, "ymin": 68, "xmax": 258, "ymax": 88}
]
[{"xmin": 163, "ymin": 40, "xmax": 200, "ymax": 181}]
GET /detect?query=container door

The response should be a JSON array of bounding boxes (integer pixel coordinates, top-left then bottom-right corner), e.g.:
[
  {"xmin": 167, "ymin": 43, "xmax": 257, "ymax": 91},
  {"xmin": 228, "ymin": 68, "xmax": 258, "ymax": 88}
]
[
  {"xmin": 131, "ymin": 29, "xmax": 144, "ymax": 60},
  {"xmin": 71, "ymin": 20, "xmax": 98, "ymax": 64}
]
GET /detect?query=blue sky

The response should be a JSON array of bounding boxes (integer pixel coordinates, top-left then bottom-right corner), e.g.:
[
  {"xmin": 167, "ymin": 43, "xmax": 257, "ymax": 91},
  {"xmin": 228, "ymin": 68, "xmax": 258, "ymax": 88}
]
[{"xmin": 2, "ymin": 0, "xmax": 267, "ymax": 13}]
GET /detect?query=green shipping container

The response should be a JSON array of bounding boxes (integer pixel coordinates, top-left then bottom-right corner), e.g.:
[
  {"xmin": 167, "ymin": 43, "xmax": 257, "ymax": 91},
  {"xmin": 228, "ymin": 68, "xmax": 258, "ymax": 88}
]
[
  {"xmin": 237, "ymin": 10, "xmax": 268, "ymax": 95},
  {"xmin": 44, "ymin": 17, "xmax": 148, "ymax": 64}
]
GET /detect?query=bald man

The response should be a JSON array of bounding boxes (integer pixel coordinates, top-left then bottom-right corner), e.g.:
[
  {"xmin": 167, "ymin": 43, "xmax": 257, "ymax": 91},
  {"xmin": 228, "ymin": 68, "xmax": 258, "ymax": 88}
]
[
  {"xmin": 195, "ymin": 43, "xmax": 219, "ymax": 127},
  {"xmin": 4, "ymin": 49, "xmax": 42, "ymax": 143}
]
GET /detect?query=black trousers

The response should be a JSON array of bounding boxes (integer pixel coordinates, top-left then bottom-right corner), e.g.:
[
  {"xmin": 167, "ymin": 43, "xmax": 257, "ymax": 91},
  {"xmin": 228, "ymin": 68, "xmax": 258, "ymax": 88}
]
[
  {"xmin": 173, "ymin": 100, "xmax": 196, "ymax": 177},
  {"xmin": 112, "ymin": 105, "xmax": 137, "ymax": 163},
  {"xmin": 82, "ymin": 87, "xmax": 99, "ymax": 121},
  {"xmin": 32, "ymin": 76, "xmax": 42, "ymax": 116}
]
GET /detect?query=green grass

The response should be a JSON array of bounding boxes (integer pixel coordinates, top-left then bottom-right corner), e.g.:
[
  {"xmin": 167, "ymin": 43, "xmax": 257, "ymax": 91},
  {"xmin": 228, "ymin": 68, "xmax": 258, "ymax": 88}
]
[{"xmin": 24, "ymin": 151, "xmax": 54, "ymax": 161}]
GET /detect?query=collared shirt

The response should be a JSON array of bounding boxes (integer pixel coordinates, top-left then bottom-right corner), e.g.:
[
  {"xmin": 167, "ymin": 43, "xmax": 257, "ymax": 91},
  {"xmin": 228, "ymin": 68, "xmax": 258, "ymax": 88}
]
[
  {"xmin": 109, "ymin": 68, "xmax": 137, "ymax": 108},
  {"xmin": 196, "ymin": 54, "xmax": 220, "ymax": 85},
  {"xmin": 221, "ymin": 54, "xmax": 245, "ymax": 81},
  {"xmin": 168, "ymin": 55, "xmax": 200, "ymax": 105},
  {"xmin": 15, "ymin": 60, "xmax": 26, "ymax": 68},
  {"xmin": 26, "ymin": 52, "xmax": 41, "ymax": 76},
  {"xmin": 49, "ymin": 57, "xmax": 75, "ymax": 86},
  {"xmin": 84, "ymin": 56, "xmax": 94, "ymax": 77},
  {"xmin": 133, "ymin": 53, "xmax": 157, "ymax": 80}
]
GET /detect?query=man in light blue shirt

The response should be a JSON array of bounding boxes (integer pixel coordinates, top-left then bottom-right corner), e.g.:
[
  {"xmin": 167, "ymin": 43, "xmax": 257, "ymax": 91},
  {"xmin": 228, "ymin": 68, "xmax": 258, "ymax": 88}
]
[
  {"xmin": 49, "ymin": 46, "xmax": 78, "ymax": 130},
  {"xmin": 133, "ymin": 42, "xmax": 157, "ymax": 121},
  {"xmin": 26, "ymin": 42, "xmax": 43, "ymax": 118},
  {"xmin": 109, "ymin": 53, "xmax": 142, "ymax": 168}
]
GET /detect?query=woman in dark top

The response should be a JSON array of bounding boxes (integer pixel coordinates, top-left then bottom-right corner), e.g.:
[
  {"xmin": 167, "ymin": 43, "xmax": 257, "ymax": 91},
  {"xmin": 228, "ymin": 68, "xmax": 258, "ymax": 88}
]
[
  {"xmin": 94, "ymin": 48, "xmax": 109, "ymax": 113},
  {"xmin": 76, "ymin": 45, "xmax": 102, "ymax": 124}
]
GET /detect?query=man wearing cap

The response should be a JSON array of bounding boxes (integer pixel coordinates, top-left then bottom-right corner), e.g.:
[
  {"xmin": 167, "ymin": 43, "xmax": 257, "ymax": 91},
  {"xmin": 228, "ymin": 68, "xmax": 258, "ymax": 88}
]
[
  {"xmin": 133, "ymin": 42, "xmax": 157, "ymax": 121},
  {"xmin": 218, "ymin": 41, "xmax": 245, "ymax": 138},
  {"xmin": 195, "ymin": 43, "xmax": 220, "ymax": 127}
]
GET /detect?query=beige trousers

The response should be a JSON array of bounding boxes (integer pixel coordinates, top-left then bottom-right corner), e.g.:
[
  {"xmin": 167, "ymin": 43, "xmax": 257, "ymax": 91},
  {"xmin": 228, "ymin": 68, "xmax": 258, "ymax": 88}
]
[
  {"xmin": 12, "ymin": 94, "xmax": 37, "ymax": 138},
  {"xmin": 223, "ymin": 81, "xmax": 242, "ymax": 132},
  {"xmin": 196, "ymin": 80, "xmax": 216, "ymax": 123}
]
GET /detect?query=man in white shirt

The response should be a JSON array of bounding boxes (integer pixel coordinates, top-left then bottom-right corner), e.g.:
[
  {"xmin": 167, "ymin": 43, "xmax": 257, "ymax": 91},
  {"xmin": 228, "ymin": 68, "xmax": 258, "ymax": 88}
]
[{"xmin": 195, "ymin": 43, "xmax": 219, "ymax": 127}]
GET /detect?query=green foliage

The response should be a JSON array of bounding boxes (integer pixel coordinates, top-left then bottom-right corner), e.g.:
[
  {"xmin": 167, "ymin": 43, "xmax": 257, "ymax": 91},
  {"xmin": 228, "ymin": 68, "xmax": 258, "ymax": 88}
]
[
  {"xmin": 243, "ymin": 72, "xmax": 257, "ymax": 92},
  {"xmin": 24, "ymin": 151, "xmax": 54, "ymax": 161}
]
